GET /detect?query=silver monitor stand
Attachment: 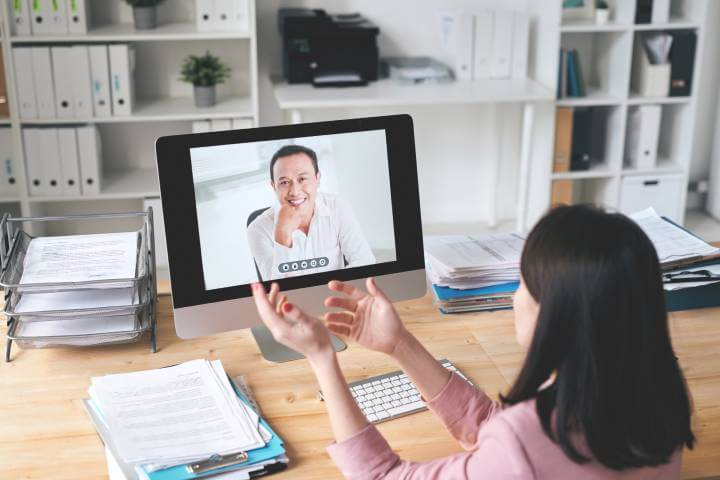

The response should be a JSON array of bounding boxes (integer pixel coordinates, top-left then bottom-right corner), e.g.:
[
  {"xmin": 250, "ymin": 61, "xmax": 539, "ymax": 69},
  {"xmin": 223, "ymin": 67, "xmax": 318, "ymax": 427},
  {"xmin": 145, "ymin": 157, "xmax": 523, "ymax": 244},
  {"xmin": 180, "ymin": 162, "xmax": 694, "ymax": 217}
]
[{"xmin": 251, "ymin": 325, "xmax": 346, "ymax": 362}]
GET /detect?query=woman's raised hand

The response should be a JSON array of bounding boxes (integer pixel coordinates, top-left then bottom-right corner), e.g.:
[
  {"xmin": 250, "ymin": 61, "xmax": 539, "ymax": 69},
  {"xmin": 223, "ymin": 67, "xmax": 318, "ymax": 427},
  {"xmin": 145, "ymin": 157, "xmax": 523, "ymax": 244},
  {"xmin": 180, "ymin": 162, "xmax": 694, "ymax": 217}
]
[
  {"xmin": 323, "ymin": 278, "xmax": 408, "ymax": 356},
  {"xmin": 251, "ymin": 282, "xmax": 335, "ymax": 362}
]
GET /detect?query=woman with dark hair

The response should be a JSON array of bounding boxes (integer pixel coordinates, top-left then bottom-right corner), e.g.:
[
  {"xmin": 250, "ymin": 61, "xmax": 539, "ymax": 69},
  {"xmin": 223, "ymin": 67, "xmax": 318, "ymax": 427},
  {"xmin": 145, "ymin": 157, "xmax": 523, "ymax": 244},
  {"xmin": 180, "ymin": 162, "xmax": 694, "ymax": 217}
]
[{"xmin": 251, "ymin": 204, "xmax": 695, "ymax": 479}]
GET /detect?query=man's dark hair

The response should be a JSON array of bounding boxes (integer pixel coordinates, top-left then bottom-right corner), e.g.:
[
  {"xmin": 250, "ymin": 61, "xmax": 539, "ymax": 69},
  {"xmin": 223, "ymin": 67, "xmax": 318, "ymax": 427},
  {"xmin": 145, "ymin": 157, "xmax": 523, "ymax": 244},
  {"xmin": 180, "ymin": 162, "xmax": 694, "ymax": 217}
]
[
  {"xmin": 502, "ymin": 204, "xmax": 694, "ymax": 470},
  {"xmin": 269, "ymin": 145, "xmax": 319, "ymax": 183}
]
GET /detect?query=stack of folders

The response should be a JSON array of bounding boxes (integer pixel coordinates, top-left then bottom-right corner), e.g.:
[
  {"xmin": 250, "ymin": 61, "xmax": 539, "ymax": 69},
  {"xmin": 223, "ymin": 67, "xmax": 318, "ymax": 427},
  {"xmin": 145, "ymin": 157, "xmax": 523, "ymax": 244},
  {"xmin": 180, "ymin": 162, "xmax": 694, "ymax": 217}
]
[
  {"xmin": 22, "ymin": 125, "xmax": 101, "ymax": 196},
  {"xmin": 9, "ymin": 0, "xmax": 90, "ymax": 35},
  {"xmin": 629, "ymin": 207, "xmax": 720, "ymax": 312},
  {"xmin": 13, "ymin": 44, "xmax": 134, "ymax": 119},
  {"xmin": 83, "ymin": 359, "xmax": 288, "ymax": 480},
  {"xmin": 557, "ymin": 48, "xmax": 586, "ymax": 98},
  {"xmin": 425, "ymin": 233, "xmax": 524, "ymax": 314},
  {"xmin": 437, "ymin": 9, "xmax": 530, "ymax": 81}
]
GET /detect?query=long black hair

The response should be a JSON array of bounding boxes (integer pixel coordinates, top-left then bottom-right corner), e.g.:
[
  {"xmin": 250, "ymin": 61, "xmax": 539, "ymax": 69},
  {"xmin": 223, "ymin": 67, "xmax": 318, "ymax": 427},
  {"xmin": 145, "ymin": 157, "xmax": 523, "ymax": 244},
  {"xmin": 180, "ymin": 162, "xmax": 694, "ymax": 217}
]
[{"xmin": 502, "ymin": 204, "xmax": 694, "ymax": 470}]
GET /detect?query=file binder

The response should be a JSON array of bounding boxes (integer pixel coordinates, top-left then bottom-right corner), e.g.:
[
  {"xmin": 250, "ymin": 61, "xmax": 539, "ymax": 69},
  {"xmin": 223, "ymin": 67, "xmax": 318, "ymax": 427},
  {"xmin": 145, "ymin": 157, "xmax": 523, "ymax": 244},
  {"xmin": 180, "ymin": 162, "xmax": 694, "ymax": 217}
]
[
  {"xmin": 214, "ymin": 0, "xmax": 234, "ymax": 31},
  {"xmin": 58, "ymin": 128, "xmax": 81, "ymax": 195},
  {"xmin": 70, "ymin": 46, "xmax": 93, "ymax": 118},
  {"xmin": 32, "ymin": 47, "xmax": 57, "ymax": 118},
  {"xmin": 40, "ymin": 128, "xmax": 63, "ymax": 195},
  {"xmin": 22, "ymin": 128, "xmax": 44, "ymax": 196},
  {"xmin": 553, "ymin": 107, "xmax": 573, "ymax": 173},
  {"xmin": 51, "ymin": 46, "xmax": 75, "ymax": 118},
  {"xmin": 210, "ymin": 118, "xmax": 232, "ymax": 131},
  {"xmin": 490, "ymin": 9, "xmax": 513, "ymax": 79},
  {"xmin": 0, "ymin": 47, "xmax": 8, "ymax": 117},
  {"xmin": 66, "ymin": 0, "xmax": 89, "ymax": 34},
  {"xmin": 438, "ymin": 11, "xmax": 474, "ymax": 81},
  {"xmin": 472, "ymin": 10, "xmax": 493, "ymax": 79},
  {"xmin": 89, "ymin": 45, "xmax": 112, "ymax": 117},
  {"xmin": 47, "ymin": 0, "xmax": 68, "ymax": 34},
  {"xmin": 570, "ymin": 107, "xmax": 592, "ymax": 171},
  {"xmin": 669, "ymin": 30, "xmax": 696, "ymax": 97},
  {"xmin": 76, "ymin": 125, "xmax": 102, "ymax": 195},
  {"xmin": 231, "ymin": 117, "xmax": 254, "ymax": 129},
  {"xmin": 13, "ymin": 47, "xmax": 38, "ymax": 119},
  {"xmin": 232, "ymin": 0, "xmax": 250, "ymax": 31},
  {"xmin": 651, "ymin": 0, "xmax": 670, "ymax": 24},
  {"xmin": 0, "ymin": 128, "xmax": 17, "ymax": 194},
  {"xmin": 9, "ymin": 0, "xmax": 32, "ymax": 35},
  {"xmin": 30, "ymin": 0, "xmax": 52, "ymax": 34},
  {"xmin": 511, "ymin": 12, "xmax": 529, "ymax": 79},
  {"xmin": 195, "ymin": 0, "xmax": 215, "ymax": 32},
  {"xmin": 191, "ymin": 120, "xmax": 211, "ymax": 133},
  {"xmin": 109, "ymin": 44, "xmax": 135, "ymax": 116},
  {"xmin": 626, "ymin": 105, "xmax": 661, "ymax": 170}
]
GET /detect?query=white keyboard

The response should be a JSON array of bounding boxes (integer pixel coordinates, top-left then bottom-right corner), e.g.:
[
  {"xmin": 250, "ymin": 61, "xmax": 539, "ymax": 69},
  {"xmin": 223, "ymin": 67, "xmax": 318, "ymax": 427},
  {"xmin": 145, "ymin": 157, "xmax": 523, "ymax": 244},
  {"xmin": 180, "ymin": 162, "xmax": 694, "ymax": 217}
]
[{"xmin": 344, "ymin": 359, "xmax": 475, "ymax": 424}]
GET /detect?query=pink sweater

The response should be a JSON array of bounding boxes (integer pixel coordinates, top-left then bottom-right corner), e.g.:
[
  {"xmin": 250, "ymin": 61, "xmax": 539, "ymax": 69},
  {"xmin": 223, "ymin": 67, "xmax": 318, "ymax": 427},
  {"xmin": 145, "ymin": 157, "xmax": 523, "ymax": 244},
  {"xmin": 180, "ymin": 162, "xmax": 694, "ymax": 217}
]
[{"xmin": 327, "ymin": 373, "xmax": 681, "ymax": 479}]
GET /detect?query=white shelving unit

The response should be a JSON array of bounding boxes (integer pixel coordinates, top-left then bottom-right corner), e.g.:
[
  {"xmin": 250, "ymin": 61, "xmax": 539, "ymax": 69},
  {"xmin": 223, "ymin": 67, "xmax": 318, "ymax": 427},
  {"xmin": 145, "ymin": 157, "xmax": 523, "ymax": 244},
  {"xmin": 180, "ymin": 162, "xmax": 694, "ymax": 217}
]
[
  {"xmin": 0, "ymin": 0, "xmax": 259, "ymax": 244},
  {"xmin": 545, "ymin": 0, "xmax": 709, "ymax": 224}
]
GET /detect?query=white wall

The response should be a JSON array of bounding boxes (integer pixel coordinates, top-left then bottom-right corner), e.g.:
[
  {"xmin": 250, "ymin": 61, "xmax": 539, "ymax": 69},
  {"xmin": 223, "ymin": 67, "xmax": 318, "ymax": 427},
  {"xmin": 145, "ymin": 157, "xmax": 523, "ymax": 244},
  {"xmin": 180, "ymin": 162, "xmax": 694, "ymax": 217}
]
[{"xmin": 256, "ymin": 0, "xmax": 557, "ymax": 231}]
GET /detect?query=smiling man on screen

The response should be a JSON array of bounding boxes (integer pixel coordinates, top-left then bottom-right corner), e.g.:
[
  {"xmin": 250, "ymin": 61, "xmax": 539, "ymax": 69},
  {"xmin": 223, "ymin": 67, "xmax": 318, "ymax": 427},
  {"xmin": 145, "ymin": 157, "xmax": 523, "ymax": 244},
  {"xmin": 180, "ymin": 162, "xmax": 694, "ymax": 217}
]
[{"xmin": 247, "ymin": 145, "xmax": 375, "ymax": 281}]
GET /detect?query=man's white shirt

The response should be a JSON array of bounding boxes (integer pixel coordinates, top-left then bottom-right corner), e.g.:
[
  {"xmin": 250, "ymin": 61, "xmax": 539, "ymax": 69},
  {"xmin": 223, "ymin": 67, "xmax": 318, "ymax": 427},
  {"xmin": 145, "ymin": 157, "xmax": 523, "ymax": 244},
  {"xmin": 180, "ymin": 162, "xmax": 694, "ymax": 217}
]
[{"xmin": 247, "ymin": 192, "xmax": 376, "ymax": 280}]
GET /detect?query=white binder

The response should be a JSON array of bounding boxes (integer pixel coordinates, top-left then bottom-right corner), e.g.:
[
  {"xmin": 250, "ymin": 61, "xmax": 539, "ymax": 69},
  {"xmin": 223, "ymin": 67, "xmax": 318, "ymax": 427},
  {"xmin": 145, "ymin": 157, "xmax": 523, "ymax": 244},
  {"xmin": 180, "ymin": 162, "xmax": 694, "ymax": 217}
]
[
  {"xmin": 652, "ymin": 0, "xmax": 671, "ymax": 24},
  {"xmin": 22, "ymin": 128, "xmax": 44, "ymax": 196},
  {"xmin": 88, "ymin": 45, "xmax": 112, "ymax": 117},
  {"xmin": 210, "ymin": 118, "xmax": 232, "ymax": 131},
  {"xmin": 472, "ymin": 11, "xmax": 493, "ymax": 79},
  {"xmin": 232, "ymin": 0, "xmax": 250, "ymax": 31},
  {"xmin": 626, "ymin": 105, "xmax": 662, "ymax": 170},
  {"xmin": 31, "ymin": 47, "xmax": 57, "ymax": 118},
  {"xmin": 214, "ymin": 0, "xmax": 234, "ymax": 31},
  {"xmin": 29, "ymin": 0, "xmax": 51, "ymax": 35},
  {"xmin": 0, "ymin": 128, "xmax": 18, "ymax": 194},
  {"xmin": 47, "ymin": 0, "xmax": 68, "ymax": 34},
  {"xmin": 70, "ymin": 46, "xmax": 93, "ymax": 118},
  {"xmin": 50, "ymin": 46, "xmax": 74, "ymax": 118},
  {"xmin": 12, "ymin": 48, "xmax": 38, "ymax": 119},
  {"xmin": 231, "ymin": 117, "xmax": 254, "ymax": 129},
  {"xmin": 9, "ymin": 0, "xmax": 32, "ymax": 35},
  {"xmin": 66, "ymin": 0, "xmax": 89, "ymax": 34},
  {"xmin": 437, "ymin": 10, "xmax": 474, "ymax": 81},
  {"xmin": 196, "ymin": 0, "xmax": 216, "ymax": 32},
  {"xmin": 511, "ymin": 12, "xmax": 530, "ymax": 79},
  {"xmin": 108, "ymin": 44, "xmax": 135, "ymax": 116},
  {"xmin": 57, "ymin": 128, "xmax": 81, "ymax": 195},
  {"xmin": 191, "ymin": 120, "xmax": 211, "ymax": 133},
  {"xmin": 490, "ymin": 9, "xmax": 514, "ymax": 79},
  {"xmin": 76, "ymin": 125, "xmax": 102, "ymax": 195},
  {"xmin": 40, "ymin": 128, "xmax": 63, "ymax": 195}
]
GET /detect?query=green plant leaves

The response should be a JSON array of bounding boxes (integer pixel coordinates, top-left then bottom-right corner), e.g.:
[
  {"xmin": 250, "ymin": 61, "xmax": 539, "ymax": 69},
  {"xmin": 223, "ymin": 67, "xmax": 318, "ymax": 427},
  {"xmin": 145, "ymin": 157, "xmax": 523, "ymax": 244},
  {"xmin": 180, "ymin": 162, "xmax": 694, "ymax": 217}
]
[{"xmin": 180, "ymin": 51, "xmax": 232, "ymax": 87}]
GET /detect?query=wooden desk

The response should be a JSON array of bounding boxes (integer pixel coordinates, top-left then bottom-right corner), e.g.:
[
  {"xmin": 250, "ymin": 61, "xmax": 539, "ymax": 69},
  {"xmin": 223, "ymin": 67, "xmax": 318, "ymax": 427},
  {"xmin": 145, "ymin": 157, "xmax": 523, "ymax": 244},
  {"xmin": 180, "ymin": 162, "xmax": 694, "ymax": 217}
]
[{"xmin": 1, "ymin": 295, "xmax": 718, "ymax": 479}]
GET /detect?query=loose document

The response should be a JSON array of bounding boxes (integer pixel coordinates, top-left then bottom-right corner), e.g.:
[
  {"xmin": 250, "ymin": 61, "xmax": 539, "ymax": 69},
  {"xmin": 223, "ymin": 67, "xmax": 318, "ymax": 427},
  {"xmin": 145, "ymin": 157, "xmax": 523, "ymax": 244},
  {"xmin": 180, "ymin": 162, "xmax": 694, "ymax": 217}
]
[{"xmin": 89, "ymin": 359, "xmax": 265, "ymax": 466}]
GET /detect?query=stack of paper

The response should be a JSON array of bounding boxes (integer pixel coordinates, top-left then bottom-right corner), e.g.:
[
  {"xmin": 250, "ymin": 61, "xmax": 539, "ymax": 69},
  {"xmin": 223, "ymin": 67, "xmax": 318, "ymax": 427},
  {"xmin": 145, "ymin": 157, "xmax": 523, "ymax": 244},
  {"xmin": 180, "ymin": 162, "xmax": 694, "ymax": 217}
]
[
  {"xmin": 84, "ymin": 359, "xmax": 288, "ymax": 480},
  {"xmin": 629, "ymin": 208, "xmax": 720, "ymax": 297},
  {"xmin": 425, "ymin": 233, "xmax": 524, "ymax": 314}
]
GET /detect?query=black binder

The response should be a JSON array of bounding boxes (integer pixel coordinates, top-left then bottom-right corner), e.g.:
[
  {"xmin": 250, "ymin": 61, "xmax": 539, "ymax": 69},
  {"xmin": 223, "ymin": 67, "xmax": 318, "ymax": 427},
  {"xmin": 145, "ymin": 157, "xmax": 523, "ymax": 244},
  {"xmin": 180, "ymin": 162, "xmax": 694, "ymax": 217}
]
[
  {"xmin": 570, "ymin": 107, "xmax": 593, "ymax": 171},
  {"xmin": 635, "ymin": 0, "xmax": 653, "ymax": 23},
  {"xmin": 669, "ymin": 30, "xmax": 697, "ymax": 97}
]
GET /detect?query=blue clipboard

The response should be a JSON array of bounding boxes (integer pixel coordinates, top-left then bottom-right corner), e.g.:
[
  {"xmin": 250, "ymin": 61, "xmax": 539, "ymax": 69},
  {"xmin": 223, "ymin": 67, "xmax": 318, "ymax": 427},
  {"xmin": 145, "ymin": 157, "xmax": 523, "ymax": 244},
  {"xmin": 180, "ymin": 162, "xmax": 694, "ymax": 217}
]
[{"xmin": 138, "ymin": 386, "xmax": 286, "ymax": 480}]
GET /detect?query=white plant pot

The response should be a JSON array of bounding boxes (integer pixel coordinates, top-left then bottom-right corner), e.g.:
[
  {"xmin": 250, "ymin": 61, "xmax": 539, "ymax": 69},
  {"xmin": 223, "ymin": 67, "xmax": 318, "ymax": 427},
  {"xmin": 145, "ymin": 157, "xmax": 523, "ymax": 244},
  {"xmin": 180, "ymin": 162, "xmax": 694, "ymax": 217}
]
[{"xmin": 595, "ymin": 9, "xmax": 611, "ymax": 25}]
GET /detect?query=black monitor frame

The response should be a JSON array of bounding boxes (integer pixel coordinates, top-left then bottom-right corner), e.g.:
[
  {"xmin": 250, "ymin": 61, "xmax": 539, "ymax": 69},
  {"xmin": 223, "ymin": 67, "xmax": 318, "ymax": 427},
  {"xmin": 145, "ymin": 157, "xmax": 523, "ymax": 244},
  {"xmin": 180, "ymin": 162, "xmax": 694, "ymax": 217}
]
[{"xmin": 156, "ymin": 114, "xmax": 424, "ymax": 309}]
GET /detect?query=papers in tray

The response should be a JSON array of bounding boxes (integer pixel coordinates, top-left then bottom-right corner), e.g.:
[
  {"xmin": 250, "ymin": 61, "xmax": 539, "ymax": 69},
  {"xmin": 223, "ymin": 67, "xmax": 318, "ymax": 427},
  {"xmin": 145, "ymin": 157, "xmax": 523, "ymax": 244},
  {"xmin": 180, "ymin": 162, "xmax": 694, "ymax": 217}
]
[{"xmin": 84, "ymin": 359, "xmax": 287, "ymax": 480}]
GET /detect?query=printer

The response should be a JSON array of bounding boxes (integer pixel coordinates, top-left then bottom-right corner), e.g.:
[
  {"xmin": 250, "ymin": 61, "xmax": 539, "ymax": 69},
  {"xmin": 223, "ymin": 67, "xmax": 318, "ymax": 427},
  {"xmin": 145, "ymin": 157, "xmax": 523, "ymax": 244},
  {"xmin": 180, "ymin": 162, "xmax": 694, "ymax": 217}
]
[{"xmin": 278, "ymin": 8, "xmax": 380, "ymax": 86}]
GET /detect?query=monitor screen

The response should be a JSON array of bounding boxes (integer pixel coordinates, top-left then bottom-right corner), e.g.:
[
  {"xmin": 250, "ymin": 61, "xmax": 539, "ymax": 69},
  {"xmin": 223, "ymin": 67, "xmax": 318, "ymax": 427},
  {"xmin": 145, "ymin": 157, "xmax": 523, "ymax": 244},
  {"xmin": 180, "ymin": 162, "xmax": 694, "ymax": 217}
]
[
  {"xmin": 189, "ymin": 130, "xmax": 397, "ymax": 290},
  {"xmin": 156, "ymin": 115, "xmax": 424, "ymax": 311}
]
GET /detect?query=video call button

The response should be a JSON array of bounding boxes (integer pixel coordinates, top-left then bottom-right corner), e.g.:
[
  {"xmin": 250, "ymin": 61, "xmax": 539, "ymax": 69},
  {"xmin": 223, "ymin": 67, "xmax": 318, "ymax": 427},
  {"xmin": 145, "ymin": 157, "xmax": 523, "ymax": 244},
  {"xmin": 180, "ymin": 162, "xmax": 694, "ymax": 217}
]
[{"xmin": 278, "ymin": 257, "xmax": 330, "ymax": 274}]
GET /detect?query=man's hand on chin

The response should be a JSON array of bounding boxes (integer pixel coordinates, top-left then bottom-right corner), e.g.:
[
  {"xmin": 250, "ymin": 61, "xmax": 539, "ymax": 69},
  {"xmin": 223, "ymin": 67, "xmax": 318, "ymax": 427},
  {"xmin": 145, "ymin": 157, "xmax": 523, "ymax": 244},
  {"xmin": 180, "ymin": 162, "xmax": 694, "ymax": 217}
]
[{"xmin": 274, "ymin": 203, "xmax": 303, "ymax": 247}]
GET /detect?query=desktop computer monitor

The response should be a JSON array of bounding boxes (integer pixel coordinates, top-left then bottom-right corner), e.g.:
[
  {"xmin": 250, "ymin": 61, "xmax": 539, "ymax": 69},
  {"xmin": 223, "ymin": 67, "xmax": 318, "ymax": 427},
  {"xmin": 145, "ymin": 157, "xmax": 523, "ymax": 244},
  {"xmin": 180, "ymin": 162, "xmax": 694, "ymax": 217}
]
[{"xmin": 156, "ymin": 114, "xmax": 426, "ymax": 361}]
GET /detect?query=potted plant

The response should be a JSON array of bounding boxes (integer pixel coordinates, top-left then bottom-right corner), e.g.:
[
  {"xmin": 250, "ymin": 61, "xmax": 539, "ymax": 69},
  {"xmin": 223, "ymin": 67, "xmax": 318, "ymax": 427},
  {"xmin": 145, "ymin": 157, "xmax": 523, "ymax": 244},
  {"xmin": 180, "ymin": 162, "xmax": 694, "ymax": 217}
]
[
  {"xmin": 595, "ymin": 0, "xmax": 611, "ymax": 24},
  {"xmin": 181, "ymin": 52, "xmax": 232, "ymax": 108},
  {"xmin": 125, "ymin": 0, "xmax": 165, "ymax": 30}
]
